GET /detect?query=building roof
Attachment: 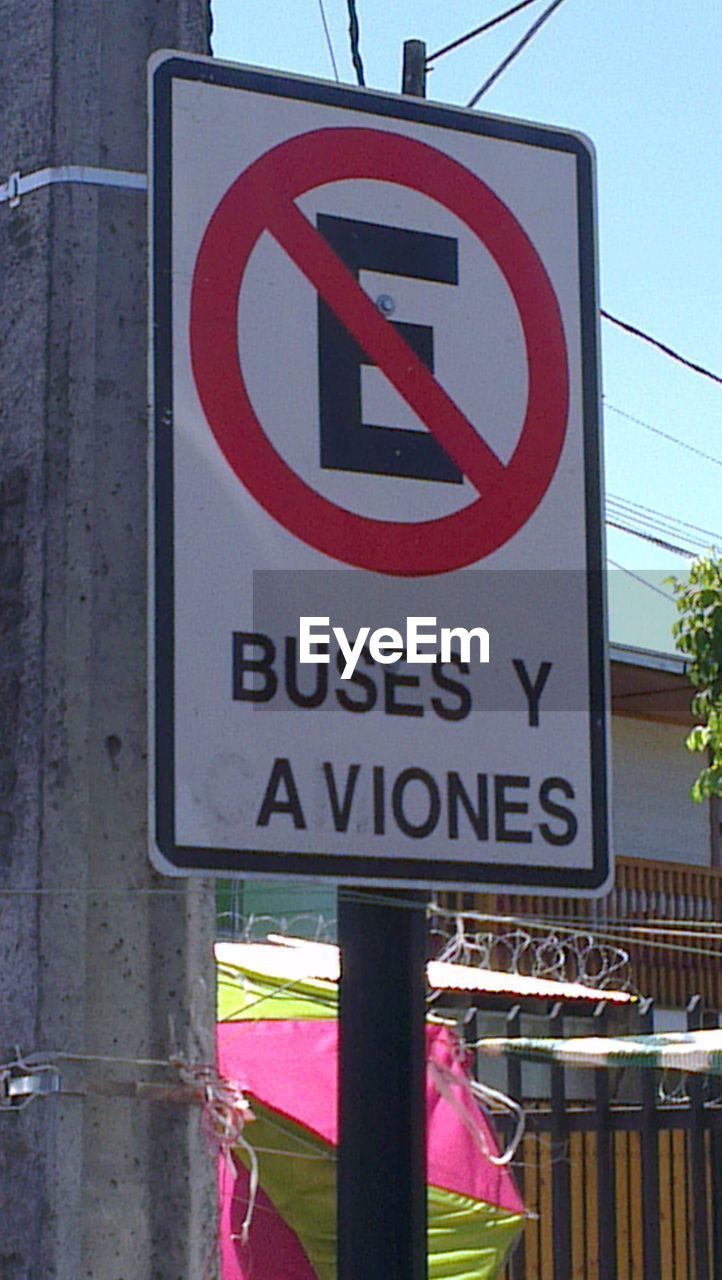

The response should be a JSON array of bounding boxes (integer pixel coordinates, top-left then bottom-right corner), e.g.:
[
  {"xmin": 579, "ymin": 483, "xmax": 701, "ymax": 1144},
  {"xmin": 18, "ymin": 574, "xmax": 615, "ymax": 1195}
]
[
  {"xmin": 607, "ymin": 567, "xmax": 681, "ymax": 659},
  {"xmin": 215, "ymin": 938, "xmax": 634, "ymax": 1006},
  {"xmin": 610, "ymin": 643, "xmax": 693, "ymax": 723}
]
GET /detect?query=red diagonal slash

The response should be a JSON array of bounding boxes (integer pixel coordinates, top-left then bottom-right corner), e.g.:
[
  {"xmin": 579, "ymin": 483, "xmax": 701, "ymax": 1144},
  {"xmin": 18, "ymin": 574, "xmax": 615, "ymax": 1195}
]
[
  {"xmin": 189, "ymin": 126, "xmax": 568, "ymax": 574},
  {"xmin": 266, "ymin": 199, "xmax": 506, "ymax": 494}
]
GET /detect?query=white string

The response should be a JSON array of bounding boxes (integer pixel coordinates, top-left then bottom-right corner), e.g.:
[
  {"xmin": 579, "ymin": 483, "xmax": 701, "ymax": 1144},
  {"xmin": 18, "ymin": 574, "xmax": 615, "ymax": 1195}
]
[
  {"xmin": 428, "ymin": 1035, "xmax": 526, "ymax": 1168},
  {"xmin": 428, "ymin": 1058, "xmax": 526, "ymax": 1166},
  {"xmin": 175, "ymin": 1062, "xmax": 259, "ymax": 1246},
  {"xmin": 231, "ymin": 1132, "xmax": 259, "ymax": 1246},
  {"xmin": 468, "ymin": 1080, "xmax": 526, "ymax": 1165},
  {"xmin": 250, "ymin": 1144, "xmax": 333, "ymax": 1161}
]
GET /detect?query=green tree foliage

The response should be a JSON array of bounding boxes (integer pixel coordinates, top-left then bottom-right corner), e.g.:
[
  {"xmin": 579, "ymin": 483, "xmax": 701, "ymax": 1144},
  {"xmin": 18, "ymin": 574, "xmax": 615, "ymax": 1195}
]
[{"xmin": 669, "ymin": 553, "xmax": 722, "ymax": 802}]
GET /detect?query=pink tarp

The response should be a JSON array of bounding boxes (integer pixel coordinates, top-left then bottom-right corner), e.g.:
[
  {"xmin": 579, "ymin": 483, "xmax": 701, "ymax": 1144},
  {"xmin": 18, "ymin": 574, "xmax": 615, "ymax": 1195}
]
[{"xmin": 217, "ymin": 1019, "xmax": 523, "ymax": 1213}]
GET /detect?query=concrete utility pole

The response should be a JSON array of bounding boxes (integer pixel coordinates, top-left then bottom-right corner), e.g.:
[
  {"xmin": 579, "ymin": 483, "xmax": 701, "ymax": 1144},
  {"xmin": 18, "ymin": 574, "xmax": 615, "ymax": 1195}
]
[{"xmin": 0, "ymin": 3, "xmax": 217, "ymax": 1278}]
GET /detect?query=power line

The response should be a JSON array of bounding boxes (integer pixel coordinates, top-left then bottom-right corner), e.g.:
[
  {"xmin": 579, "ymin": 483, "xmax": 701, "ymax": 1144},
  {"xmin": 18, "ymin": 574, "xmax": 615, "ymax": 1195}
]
[
  {"xmin": 608, "ymin": 509, "xmax": 714, "ymax": 557},
  {"xmin": 606, "ymin": 558, "xmax": 676, "ymax": 603},
  {"xmin": 606, "ymin": 521, "xmax": 697, "ymax": 558},
  {"xmin": 604, "ymin": 401, "xmax": 722, "ymax": 469},
  {"xmin": 607, "ymin": 498, "xmax": 721, "ymax": 547},
  {"xmin": 608, "ymin": 524, "xmax": 705, "ymax": 560},
  {"xmin": 606, "ymin": 499, "xmax": 702, "ymax": 540},
  {"xmin": 606, "ymin": 507, "xmax": 708, "ymax": 552},
  {"xmin": 601, "ymin": 310, "xmax": 722, "ymax": 388},
  {"xmin": 345, "ymin": 0, "xmax": 365, "ymax": 86},
  {"xmin": 608, "ymin": 494, "xmax": 722, "ymax": 544},
  {"xmin": 467, "ymin": 0, "xmax": 570, "ymax": 108},
  {"xmin": 427, "ymin": 0, "xmax": 542, "ymax": 65},
  {"xmin": 606, "ymin": 517, "xmax": 701, "ymax": 558},
  {"xmin": 316, "ymin": 0, "xmax": 340, "ymax": 82}
]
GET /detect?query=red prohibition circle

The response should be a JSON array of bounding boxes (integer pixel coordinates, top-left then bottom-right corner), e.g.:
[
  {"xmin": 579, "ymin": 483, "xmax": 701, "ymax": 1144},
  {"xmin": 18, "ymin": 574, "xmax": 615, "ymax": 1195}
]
[{"xmin": 190, "ymin": 127, "xmax": 569, "ymax": 576}]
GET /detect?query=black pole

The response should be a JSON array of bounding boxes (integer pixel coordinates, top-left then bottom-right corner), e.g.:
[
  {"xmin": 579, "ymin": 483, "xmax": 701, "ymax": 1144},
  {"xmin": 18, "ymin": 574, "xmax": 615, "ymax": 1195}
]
[
  {"xmin": 336, "ymin": 48, "xmax": 431, "ymax": 1280},
  {"xmin": 337, "ymin": 890, "xmax": 428, "ymax": 1279},
  {"xmin": 402, "ymin": 39, "xmax": 427, "ymax": 97}
]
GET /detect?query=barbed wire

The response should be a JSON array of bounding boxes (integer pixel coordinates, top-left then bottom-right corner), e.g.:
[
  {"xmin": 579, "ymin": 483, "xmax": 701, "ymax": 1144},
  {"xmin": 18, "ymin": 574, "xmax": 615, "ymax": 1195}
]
[{"xmin": 431, "ymin": 919, "xmax": 632, "ymax": 990}]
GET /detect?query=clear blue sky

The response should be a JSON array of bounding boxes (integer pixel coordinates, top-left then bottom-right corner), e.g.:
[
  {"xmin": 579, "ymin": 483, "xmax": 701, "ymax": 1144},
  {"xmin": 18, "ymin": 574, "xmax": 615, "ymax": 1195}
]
[{"xmin": 210, "ymin": 0, "xmax": 722, "ymax": 643}]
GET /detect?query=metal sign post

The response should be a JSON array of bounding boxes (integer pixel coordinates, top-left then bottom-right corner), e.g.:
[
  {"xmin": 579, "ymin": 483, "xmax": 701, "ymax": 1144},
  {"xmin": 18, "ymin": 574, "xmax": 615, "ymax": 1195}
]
[
  {"xmin": 337, "ymin": 45, "xmax": 430, "ymax": 1280},
  {"xmin": 337, "ymin": 887, "xmax": 427, "ymax": 1279}
]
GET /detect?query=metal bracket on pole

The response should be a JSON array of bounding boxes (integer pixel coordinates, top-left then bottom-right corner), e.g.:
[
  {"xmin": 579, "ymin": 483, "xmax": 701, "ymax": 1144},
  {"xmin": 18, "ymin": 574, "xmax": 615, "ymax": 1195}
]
[
  {"xmin": 0, "ymin": 1055, "xmax": 221, "ymax": 1110},
  {"xmin": 1, "ymin": 1062, "xmax": 61, "ymax": 1109},
  {"xmin": 0, "ymin": 165, "xmax": 147, "ymax": 208}
]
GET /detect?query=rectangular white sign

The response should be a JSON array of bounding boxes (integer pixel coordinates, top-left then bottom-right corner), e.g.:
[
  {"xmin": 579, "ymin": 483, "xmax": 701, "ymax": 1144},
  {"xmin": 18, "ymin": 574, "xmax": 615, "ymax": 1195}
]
[{"xmin": 149, "ymin": 52, "xmax": 611, "ymax": 892}]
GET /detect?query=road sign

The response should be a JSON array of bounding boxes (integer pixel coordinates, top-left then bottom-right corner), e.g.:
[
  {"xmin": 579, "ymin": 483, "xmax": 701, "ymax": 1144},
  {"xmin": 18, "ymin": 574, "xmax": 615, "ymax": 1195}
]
[{"xmin": 149, "ymin": 52, "xmax": 611, "ymax": 893}]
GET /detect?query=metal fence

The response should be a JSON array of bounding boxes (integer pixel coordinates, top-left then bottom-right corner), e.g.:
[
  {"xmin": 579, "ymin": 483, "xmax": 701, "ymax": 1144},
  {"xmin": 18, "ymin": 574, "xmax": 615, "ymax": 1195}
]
[{"xmin": 482, "ymin": 997, "xmax": 722, "ymax": 1280}]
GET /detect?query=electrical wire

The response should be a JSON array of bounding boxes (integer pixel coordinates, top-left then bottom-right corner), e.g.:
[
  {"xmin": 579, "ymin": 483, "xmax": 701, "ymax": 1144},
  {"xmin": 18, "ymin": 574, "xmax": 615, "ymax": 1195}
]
[
  {"xmin": 0, "ymin": 883, "xmax": 422, "ymax": 911},
  {"xmin": 427, "ymin": 0, "xmax": 542, "ymax": 65},
  {"xmin": 345, "ymin": 0, "xmax": 365, "ymax": 86},
  {"xmin": 605, "ymin": 495, "xmax": 722, "ymax": 558},
  {"xmin": 607, "ymin": 495, "xmax": 722, "ymax": 544},
  {"xmin": 606, "ymin": 509, "xmax": 721, "ymax": 559},
  {"xmin": 433, "ymin": 907, "xmax": 722, "ymax": 938},
  {"xmin": 606, "ymin": 513, "xmax": 710, "ymax": 556},
  {"xmin": 606, "ymin": 558, "xmax": 676, "ymax": 603},
  {"xmin": 612, "ymin": 682, "xmax": 687, "ymax": 702},
  {"xmin": 0, "ymin": 885, "xmax": 200, "ymax": 896},
  {"xmin": 467, "ymin": 0, "xmax": 570, "ymax": 107},
  {"xmin": 316, "ymin": 0, "xmax": 340, "ymax": 82},
  {"xmin": 606, "ymin": 504, "xmax": 704, "ymax": 548},
  {"xmin": 601, "ymin": 310, "xmax": 722, "ymax": 388},
  {"xmin": 606, "ymin": 521, "xmax": 697, "ymax": 558},
  {"xmin": 604, "ymin": 402, "xmax": 722, "ymax": 469}
]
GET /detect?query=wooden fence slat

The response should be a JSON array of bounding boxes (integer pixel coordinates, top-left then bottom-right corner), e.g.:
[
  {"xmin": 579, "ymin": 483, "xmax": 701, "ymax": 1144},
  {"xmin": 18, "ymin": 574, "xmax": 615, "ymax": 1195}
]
[
  {"xmin": 687, "ymin": 997, "xmax": 710, "ymax": 1280},
  {"xmin": 584, "ymin": 1130, "xmax": 598, "ymax": 1280},
  {"xmin": 629, "ymin": 1132, "xmax": 643, "ymax": 1280},
  {"xmin": 506, "ymin": 1005, "xmax": 526, "ymax": 1280},
  {"xmin": 672, "ymin": 1128, "xmax": 689, "ymax": 1280},
  {"xmin": 594, "ymin": 1003, "xmax": 616, "ymax": 1280},
  {"xmin": 540, "ymin": 1130, "xmax": 554, "ymax": 1280},
  {"xmin": 658, "ymin": 1129, "xmax": 671, "ymax": 1280},
  {"xmin": 524, "ymin": 1131, "xmax": 540, "ymax": 1280},
  {"xmin": 615, "ymin": 1131, "xmax": 630, "ymax": 1280},
  {"xmin": 569, "ymin": 1131, "xmax": 584, "ymax": 1279},
  {"xmin": 550, "ymin": 1004, "xmax": 572, "ymax": 1280},
  {"xmin": 639, "ymin": 999, "xmax": 661, "ymax": 1278}
]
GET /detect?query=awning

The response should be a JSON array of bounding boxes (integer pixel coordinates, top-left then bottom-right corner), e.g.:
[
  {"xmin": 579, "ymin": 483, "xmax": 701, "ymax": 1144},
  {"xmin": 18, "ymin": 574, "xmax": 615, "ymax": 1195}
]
[
  {"xmin": 216, "ymin": 937, "xmax": 633, "ymax": 1009},
  {"xmin": 477, "ymin": 1028, "xmax": 722, "ymax": 1073}
]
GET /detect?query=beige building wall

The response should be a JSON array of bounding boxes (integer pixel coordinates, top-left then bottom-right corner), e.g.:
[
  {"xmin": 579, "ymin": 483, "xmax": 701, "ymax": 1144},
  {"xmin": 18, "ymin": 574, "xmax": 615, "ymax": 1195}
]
[{"xmin": 611, "ymin": 715, "xmax": 710, "ymax": 863}]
